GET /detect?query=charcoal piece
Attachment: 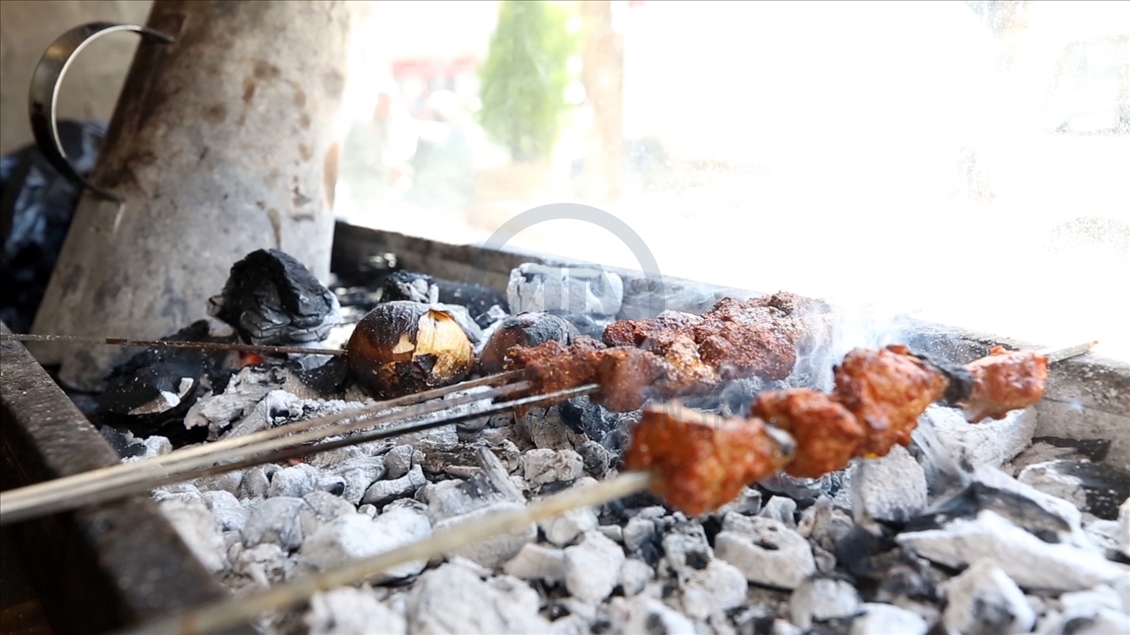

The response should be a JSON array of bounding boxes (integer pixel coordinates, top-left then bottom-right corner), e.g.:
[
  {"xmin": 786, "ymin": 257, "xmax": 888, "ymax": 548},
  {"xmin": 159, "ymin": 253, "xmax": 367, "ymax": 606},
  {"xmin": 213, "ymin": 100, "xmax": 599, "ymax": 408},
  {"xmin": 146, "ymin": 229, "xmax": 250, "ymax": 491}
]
[
  {"xmin": 99, "ymin": 425, "xmax": 147, "ymax": 459},
  {"xmin": 1030, "ymin": 436, "xmax": 1112, "ymax": 463},
  {"xmin": 557, "ymin": 396, "xmax": 621, "ymax": 441},
  {"xmin": 381, "ymin": 270, "xmax": 508, "ymax": 325},
  {"xmin": 1018, "ymin": 459, "xmax": 1130, "ymax": 521},
  {"xmin": 295, "ymin": 355, "xmax": 351, "ymax": 394},
  {"xmin": 507, "ymin": 263, "xmax": 623, "ymax": 317},
  {"xmin": 98, "ymin": 320, "xmax": 231, "ymax": 443},
  {"xmin": 330, "ymin": 251, "xmax": 398, "ymax": 287},
  {"xmin": 208, "ymin": 249, "xmax": 340, "ymax": 345},
  {"xmin": 0, "ymin": 120, "xmax": 105, "ymax": 332},
  {"xmin": 903, "ymin": 480, "xmax": 1073, "ymax": 542},
  {"xmin": 617, "ymin": 274, "xmax": 715, "ymax": 320},
  {"xmin": 834, "ymin": 524, "xmax": 898, "ymax": 580},
  {"xmin": 548, "ymin": 311, "xmax": 606, "ymax": 340}
]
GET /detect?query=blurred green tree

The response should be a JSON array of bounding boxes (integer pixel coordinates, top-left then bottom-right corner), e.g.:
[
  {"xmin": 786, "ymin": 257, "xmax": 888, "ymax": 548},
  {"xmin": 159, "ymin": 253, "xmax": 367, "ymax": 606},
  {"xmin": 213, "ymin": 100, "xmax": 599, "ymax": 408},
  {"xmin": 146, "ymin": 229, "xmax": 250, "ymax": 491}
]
[{"xmin": 478, "ymin": 1, "xmax": 575, "ymax": 162}]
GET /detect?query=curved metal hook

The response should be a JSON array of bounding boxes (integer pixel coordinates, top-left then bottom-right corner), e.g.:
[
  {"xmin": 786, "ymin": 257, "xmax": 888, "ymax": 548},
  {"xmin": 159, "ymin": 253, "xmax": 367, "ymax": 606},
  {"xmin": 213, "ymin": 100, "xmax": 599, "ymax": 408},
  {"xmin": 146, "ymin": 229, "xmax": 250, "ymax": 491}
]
[{"xmin": 28, "ymin": 22, "xmax": 174, "ymax": 203}]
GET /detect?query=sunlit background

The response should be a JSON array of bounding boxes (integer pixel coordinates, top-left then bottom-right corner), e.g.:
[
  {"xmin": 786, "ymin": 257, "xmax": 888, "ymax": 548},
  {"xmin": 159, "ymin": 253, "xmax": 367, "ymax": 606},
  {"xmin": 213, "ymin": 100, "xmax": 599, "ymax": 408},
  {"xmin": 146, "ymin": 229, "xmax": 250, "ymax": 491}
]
[{"xmin": 333, "ymin": 1, "xmax": 1130, "ymax": 360}]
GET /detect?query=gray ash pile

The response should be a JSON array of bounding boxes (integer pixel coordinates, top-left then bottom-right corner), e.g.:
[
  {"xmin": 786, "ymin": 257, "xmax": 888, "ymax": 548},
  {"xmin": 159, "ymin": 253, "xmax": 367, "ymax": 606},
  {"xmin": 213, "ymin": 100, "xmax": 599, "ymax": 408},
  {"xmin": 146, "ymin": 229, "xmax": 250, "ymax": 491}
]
[{"xmin": 98, "ymin": 260, "xmax": 1128, "ymax": 635}]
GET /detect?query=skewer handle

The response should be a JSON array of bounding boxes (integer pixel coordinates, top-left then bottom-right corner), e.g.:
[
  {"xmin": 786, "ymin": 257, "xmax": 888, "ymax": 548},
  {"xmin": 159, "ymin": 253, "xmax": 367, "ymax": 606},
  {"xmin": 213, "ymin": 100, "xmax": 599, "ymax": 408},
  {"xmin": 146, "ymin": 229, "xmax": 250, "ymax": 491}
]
[{"xmin": 1039, "ymin": 340, "xmax": 1098, "ymax": 364}]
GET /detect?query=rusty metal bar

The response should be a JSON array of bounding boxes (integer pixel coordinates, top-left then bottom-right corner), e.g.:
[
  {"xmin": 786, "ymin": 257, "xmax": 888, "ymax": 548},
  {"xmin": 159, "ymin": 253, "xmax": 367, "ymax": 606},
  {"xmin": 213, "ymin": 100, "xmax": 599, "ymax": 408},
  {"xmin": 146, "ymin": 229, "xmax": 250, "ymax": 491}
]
[{"xmin": 0, "ymin": 324, "xmax": 249, "ymax": 635}]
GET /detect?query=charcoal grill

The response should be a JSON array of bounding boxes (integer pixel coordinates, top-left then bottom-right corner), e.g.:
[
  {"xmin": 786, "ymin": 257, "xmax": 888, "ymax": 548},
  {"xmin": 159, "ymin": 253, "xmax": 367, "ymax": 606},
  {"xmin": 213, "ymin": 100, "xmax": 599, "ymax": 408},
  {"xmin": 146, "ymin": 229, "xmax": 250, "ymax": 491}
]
[{"xmin": 3, "ymin": 221, "xmax": 1128, "ymax": 633}]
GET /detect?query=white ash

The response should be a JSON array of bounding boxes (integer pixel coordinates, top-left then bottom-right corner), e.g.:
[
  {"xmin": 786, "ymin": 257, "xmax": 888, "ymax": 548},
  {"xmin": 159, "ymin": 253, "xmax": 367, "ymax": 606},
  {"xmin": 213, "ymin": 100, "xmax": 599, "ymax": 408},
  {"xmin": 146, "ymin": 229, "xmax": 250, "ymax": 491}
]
[
  {"xmin": 305, "ymin": 586, "xmax": 406, "ymax": 635},
  {"xmin": 434, "ymin": 502, "xmax": 535, "ymax": 569},
  {"xmin": 714, "ymin": 514, "xmax": 816, "ymax": 590},
  {"xmin": 759, "ymin": 496, "xmax": 798, "ymax": 528},
  {"xmin": 1120, "ymin": 498, "xmax": 1130, "ymax": 558},
  {"xmin": 851, "ymin": 445, "xmax": 928, "ymax": 523},
  {"xmin": 919, "ymin": 404, "xmax": 1036, "ymax": 470},
  {"xmin": 942, "ymin": 558, "xmax": 1036, "ymax": 635},
  {"xmin": 563, "ymin": 531, "xmax": 625, "ymax": 603},
  {"xmin": 789, "ymin": 576, "xmax": 862, "ymax": 629},
  {"xmin": 850, "ymin": 603, "xmax": 927, "ymax": 635},
  {"xmin": 502, "ymin": 542, "xmax": 565, "ymax": 583}
]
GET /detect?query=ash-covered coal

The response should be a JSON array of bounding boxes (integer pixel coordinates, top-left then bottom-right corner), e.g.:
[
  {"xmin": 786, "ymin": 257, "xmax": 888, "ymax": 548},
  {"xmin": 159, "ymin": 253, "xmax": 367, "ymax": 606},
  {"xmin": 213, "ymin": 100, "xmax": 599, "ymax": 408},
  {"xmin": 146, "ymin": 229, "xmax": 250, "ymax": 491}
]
[
  {"xmin": 98, "ymin": 320, "xmax": 235, "ymax": 443},
  {"xmin": 508, "ymin": 263, "xmax": 624, "ymax": 317},
  {"xmin": 381, "ymin": 270, "xmax": 508, "ymax": 328},
  {"xmin": 208, "ymin": 249, "xmax": 341, "ymax": 345}
]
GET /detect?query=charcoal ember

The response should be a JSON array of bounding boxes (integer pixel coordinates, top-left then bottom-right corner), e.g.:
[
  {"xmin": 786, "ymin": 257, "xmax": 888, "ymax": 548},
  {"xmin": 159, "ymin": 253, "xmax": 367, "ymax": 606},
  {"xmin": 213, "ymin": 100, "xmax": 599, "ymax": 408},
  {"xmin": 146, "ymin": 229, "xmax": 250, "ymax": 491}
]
[
  {"xmin": 919, "ymin": 404, "xmax": 1036, "ymax": 471},
  {"xmin": 0, "ymin": 120, "xmax": 104, "ymax": 333},
  {"xmin": 622, "ymin": 597, "xmax": 697, "ymax": 634},
  {"xmin": 788, "ymin": 575, "xmax": 862, "ymax": 629},
  {"xmin": 507, "ymin": 263, "xmax": 623, "ymax": 317},
  {"xmin": 158, "ymin": 500, "xmax": 229, "ymax": 574},
  {"xmin": 941, "ymin": 559, "xmax": 1035, "ymax": 635},
  {"xmin": 208, "ymin": 249, "xmax": 341, "ymax": 345},
  {"xmin": 550, "ymin": 311, "xmax": 607, "ymax": 340},
  {"xmin": 851, "ymin": 446, "xmax": 928, "ymax": 524},
  {"xmin": 100, "ymin": 426, "xmax": 149, "ymax": 459},
  {"xmin": 897, "ymin": 509, "xmax": 1128, "ymax": 593},
  {"xmin": 563, "ymin": 531, "xmax": 625, "ymax": 603},
  {"xmin": 502, "ymin": 543, "xmax": 566, "ymax": 583},
  {"xmin": 616, "ymin": 274, "xmax": 716, "ymax": 320},
  {"xmin": 1017, "ymin": 459, "xmax": 1130, "ymax": 521},
  {"xmin": 435, "ymin": 502, "xmax": 536, "ymax": 569},
  {"xmin": 406, "ymin": 562, "xmax": 550, "ymax": 633},
  {"xmin": 849, "ymin": 603, "xmax": 927, "ymax": 635},
  {"xmin": 759, "ymin": 496, "xmax": 798, "ymax": 528},
  {"xmin": 298, "ymin": 505, "xmax": 431, "ymax": 581},
  {"xmin": 618, "ymin": 558, "xmax": 654, "ymax": 596},
  {"xmin": 304, "ymin": 587, "xmax": 407, "ymax": 635},
  {"xmin": 98, "ymin": 320, "xmax": 232, "ymax": 443},
  {"xmin": 714, "ymin": 514, "xmax": 817, "ymax": 590},
  {"xmin": 557, "ymin": 396, "xmax": 623, "ymax": 444},
  {"xmin": 293, "ymin": 355, "xmax": 351, "ymax": 395},
  {"xmin": 381, "ymin": 270, "xmax": 508, "ymax": 326},
  {"xmin": 760, "ymin": 471, "xmax": 844, "ymax": 506},
  {"xmin": 479, "ymin": 312, "xmax": 577, "ymax": 374}
]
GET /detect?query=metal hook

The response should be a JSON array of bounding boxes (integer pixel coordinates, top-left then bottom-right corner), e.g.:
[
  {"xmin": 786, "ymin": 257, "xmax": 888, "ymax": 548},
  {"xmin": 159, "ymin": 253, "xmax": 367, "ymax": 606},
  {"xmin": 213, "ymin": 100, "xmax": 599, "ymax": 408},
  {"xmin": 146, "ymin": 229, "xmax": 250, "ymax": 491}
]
[{"xmin": 28, "ymin": 22, "xmax": 175, "ymax": 203}]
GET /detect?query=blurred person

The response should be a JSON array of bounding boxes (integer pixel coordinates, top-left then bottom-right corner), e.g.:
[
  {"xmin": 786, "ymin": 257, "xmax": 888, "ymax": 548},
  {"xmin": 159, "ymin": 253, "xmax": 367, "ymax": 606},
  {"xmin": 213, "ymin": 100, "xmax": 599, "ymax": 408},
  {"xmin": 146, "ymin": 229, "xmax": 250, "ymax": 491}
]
[{"xmin": 341, "ymin": 91, "xmax": 418, "ymax": 212}]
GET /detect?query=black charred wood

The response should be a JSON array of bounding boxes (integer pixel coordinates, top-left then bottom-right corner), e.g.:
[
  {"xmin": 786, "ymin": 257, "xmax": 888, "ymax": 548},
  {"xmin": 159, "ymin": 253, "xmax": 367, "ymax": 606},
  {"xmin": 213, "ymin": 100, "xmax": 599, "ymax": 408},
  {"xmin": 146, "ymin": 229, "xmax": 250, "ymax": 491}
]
[
  {"xmin": 381, "ymin": 270, "xmax": 508, "ymax": 325},
  {"xmin": 208, "ymin": 249, "xmax": 340, "ymax": 345}
]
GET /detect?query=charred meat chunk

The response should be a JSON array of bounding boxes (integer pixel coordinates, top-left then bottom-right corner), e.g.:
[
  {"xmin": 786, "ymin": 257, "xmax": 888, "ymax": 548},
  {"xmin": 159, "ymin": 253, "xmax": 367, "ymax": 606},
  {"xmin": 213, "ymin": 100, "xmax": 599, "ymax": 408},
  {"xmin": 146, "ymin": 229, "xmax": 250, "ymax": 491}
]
[
  {"xmin": 624, "ymin": 402, "xmax": 795, "ymax": 516},
  {"xmin": 832, "ymin": 344, "xmax": 947, "ymax": 456},
  {"xmin": 751, "ymin": 389, "xmax": 864, "ymax": 478},
  {"xmin": 960, "ymin": 345, "xmax": 1047, "ymax": 423}
]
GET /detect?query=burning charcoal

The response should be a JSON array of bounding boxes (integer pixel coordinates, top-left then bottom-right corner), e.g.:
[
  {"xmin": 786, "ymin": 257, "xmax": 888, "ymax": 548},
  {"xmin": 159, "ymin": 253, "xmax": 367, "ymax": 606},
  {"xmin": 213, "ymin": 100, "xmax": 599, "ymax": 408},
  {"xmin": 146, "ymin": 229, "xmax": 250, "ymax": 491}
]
[
  {"xmin": 100, "ymin": 426, "xmax": 146, "ymax": 458},
  {"xmin": 243, "ymin": 497, "xmax": 307, "ymax": 551},
  {"xmin": 714, "ymin": 515, "xmax": 817, "ymax": 589},
  {"xmin": 346, "ymin": 301, "xmax": 474, "ymax": 398},
  {"xmin": 152, "ymin": 482, "xmax": 203, "ymax": 505},
  {"xmin": 328, "ymin": 456, "xmax": 385, "ymax": 505},
  {"xmin": 299, "ymin": 506, "xmax": 431, "ymax": 581},
  {"xmin": 941, "ymin": 559, "xmax": 1035, "ymax": 635},
  {"xmin": 617, "ymin": 274, "xmax": 716, "ymax": 320},
  {"xmin": 599, "ymin": 524, "xmax": 623, "ymax": 543},
  {"xmin": 849, "ymin": 603, "xmax": 927, "ymax": 635},
  {"xmin": 540, "ymin": 507, "xmax": 599, "ymax": 547},
  {"xmin": 679, "ymin": 559, "xmax": 748, "ymax": 618},
  {"xmin": 507, "ymin": 263, "xmax": 624, "ymax": 317},
  {"xmin": 159, "ymin": 499, "xmax": 229, "ymax": 574},
  {"xmin": 622, "ymin": 597, "xmax": 696, "ymax": 634},
  {"xmin": 267, "ymin": 464, "xmax": 321, "ymax": 498},
  {"xmin": 305, "ymin": 587, "xmax": 407, "ymax": 635},
  {"xmin": 502, "ymin": 543, "xmax": 566, "ymax": 583},
  {"xmin": 577, "ymin": 439, "xmax": 611, "ymax": 477},
  {"xmin": 201, "ymin": 490, "xmax": 247, "ymax": 533},
  {"xmin": 760, "ymin": 471, "xmax": 843, "ymax": 505},
  {"xmin": 1017, "ymin": 459, "xmax": 1130, "ymax": 521},
  {"xmin": 896, "ymin": 510, "xmax": 1128, "ymax": 592},
  {"xmin": 1121, "ymin": 499, "xmax": 1130, "ymax": 559},
  {"xmin": 919, "ymin": 404, "xmax": 1036, "ymax": 470},
  {"xmin": 207, "ymin": 249, "xmax": 341, "ymax": 345},
  {"xmin": 563, "ymin": 531, "xmax": 625, "ymax": 603},
  {"xmin": 524, "ymin": 448, "xmax": 584, "ymax": 488},
  {"xmin": 240, "ymin": 465, "xmax": 274, "ymax": 499},
  {"xmin": 381, "ymin": 270, "xmax": 508, "ymax": 326},
  {"xmin": 434, "ymin": 502, "xmax": 535, "ymax": 569},
  {"xmin": 624, "ymin": 516, "xmax": 658, "ymax": 555},
  {"xmin": 619, "ymin": 558, "xmax": 654, "ymax": 596},
  {"xmin": 478, "ymin": 312, "xmax": 577, "ymax": 374},
  {"xmin": 759, "ymin": 496, "xmax": 798, "ymax": 528},
  {"xmin": 99, "ymin": 320, "xmax": 232, "ymax": 443},
  {"xmin": 230, "ymin": 542, "xmax": 292, "ymax": 587},
  {"xmin": 383, "ymin": 444, "xmax": 415, "ymax": 480},
  {"xmin": 788, "ymin": 575, "xmax": 862, "ymax": 629},
  {"xmin": 406, "ymin": 562, "xmax": 551, "ymax": 633},
  {"xmin": 361, "ymin": 464, "xmax": 426, "ymax": 507},
  {"xmin": 851, "ymin": 446, "xmax": 928, "ymax": 523}
]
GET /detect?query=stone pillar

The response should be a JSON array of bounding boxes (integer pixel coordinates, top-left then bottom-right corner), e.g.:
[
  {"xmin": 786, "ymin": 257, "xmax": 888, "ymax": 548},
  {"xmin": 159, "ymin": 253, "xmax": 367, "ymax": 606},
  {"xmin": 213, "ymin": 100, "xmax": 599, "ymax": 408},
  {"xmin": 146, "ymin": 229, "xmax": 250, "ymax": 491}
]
[{"xmin": 30, "ymin": 0, "xmax": 350, "ymax": 390}]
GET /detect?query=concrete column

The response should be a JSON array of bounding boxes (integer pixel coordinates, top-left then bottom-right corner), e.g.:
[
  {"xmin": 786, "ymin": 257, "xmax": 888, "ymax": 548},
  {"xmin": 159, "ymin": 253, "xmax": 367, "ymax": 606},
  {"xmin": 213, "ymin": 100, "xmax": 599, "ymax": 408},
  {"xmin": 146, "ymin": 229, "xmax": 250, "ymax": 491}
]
[{"xmin": 30, "ymin": 0, "xmax": 351, "ymax": 390}]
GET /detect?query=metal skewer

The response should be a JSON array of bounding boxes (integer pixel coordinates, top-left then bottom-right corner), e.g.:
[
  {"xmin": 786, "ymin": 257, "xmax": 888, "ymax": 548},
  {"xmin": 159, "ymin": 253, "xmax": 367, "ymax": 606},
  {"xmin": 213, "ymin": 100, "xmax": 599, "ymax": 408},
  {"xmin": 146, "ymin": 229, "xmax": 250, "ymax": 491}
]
[
  {"xmin": 0, "ymin": 382, "xmax": 597, "ymax": 525},
  {"xmin": 0, "ymin": 332, "xmax": 347, "ymax": 356},
  {"xmin": 1, "ymin": 370, "xmax": 525, "ymax": 506},
  {"xmin": 123, "ymin": 470, "xmax": 651, "ymax": 635},
  {"xmin": 1038, "ymin": 340, "xmax": 1098, "ymax": 364}
]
